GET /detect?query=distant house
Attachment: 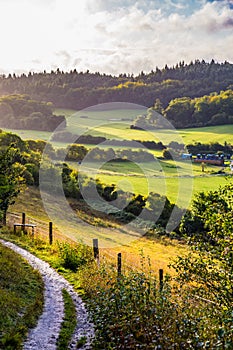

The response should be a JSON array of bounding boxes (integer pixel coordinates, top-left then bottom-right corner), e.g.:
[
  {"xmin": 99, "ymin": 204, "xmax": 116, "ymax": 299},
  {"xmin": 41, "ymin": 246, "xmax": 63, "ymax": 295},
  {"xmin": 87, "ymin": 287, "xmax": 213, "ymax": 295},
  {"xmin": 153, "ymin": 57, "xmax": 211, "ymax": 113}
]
[{"xmin": 194, "ymin": 153, "xmax": 224, "ymax": 166}]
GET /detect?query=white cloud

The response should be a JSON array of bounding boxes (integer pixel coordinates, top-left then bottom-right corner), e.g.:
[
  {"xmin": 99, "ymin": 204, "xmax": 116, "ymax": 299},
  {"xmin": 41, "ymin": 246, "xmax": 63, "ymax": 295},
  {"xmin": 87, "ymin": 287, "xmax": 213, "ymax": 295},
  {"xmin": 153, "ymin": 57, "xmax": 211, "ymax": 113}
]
[{"xmin": 0, "ymin": 0, "xmax": 233, "ymax": 74}]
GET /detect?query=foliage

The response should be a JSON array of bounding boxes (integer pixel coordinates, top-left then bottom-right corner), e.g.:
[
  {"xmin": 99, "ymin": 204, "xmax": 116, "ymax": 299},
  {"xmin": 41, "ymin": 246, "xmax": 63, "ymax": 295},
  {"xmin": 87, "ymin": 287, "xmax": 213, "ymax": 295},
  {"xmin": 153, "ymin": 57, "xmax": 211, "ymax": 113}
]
[
  {"xmin": 87, "ymin": 147, "xmax": 155, "ymax": 162},
  {"xmin": 165, "ymin": 89, "xmax": 233, "ymax": 128},
  {"xmin": 124, "ymin": 194, "xmax": 147, "ymax": 216},
  {"xmin": 0, "ymin": 242, "xmax": 44, "ymax": 349},
  {"xmin": 172, "ymin": 182, "xmax": 233, "ymax": 350},
  {"xmin": 65, "ymin": 144, "xmax": 88, "ymax": 162},
  {"xmin": 56, "ymin": 289, "xmax": 77, "ymax": 350},
  {"xmin": 0, "ymin": 146, "xmax": 25, "ymax": 225},
  {"xmin": 57, "ymin": 241, "xmax": 93, "ymax": 272},
  {"xmin": 0, "ymin": 94, "xmax": 66, "ymax": 131},
  {"xmin": 162, "ymin": 148, "xmax": 173, "ymax": 159},
  {"xmin": 81, "ymin": 257, "xmax": 231, "ymax": 349},
  {"xmin": 2, "ymin": 60, "xmax": 233, "ymax": 113},
  {"xmin": 187, "ymin": 141, "xmax": 232, "ymax": 156}
]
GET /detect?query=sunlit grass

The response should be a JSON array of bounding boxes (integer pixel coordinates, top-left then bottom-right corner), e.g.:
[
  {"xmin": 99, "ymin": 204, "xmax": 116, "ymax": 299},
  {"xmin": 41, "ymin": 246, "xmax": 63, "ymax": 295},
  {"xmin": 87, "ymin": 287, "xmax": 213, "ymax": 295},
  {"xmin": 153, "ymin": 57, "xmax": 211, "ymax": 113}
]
[
  {"xmin": 179, "ymin": 124, "xmax": 233, "ymax": 144},
  {"xmin": 0, "ymin": 241, "xmax": 44, "ymax": 349},
  {"xmin": 10, "ymin": 187, "xmax": 188, "ymax": 273},
  {"xmin": 4, "ymin": 109, "xmax": 233, "ymax": 147}
]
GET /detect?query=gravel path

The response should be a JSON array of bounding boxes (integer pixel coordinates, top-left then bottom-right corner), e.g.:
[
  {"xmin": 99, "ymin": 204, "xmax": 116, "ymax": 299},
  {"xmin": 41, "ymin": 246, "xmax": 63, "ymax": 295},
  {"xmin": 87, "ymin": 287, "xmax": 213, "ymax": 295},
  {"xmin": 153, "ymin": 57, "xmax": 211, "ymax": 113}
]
[{"xmin": 0, "ymin": 239, "xmax": 94, "ymax": 350}]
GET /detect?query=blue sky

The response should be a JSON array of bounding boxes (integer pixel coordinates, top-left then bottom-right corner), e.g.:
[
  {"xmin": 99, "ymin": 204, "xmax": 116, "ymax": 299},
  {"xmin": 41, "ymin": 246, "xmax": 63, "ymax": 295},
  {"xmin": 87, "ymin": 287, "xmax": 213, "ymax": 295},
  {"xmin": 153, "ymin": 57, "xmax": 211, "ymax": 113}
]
[{"xmin": 0, "ymin": 0, "xmax": 233, "ymax": 74}]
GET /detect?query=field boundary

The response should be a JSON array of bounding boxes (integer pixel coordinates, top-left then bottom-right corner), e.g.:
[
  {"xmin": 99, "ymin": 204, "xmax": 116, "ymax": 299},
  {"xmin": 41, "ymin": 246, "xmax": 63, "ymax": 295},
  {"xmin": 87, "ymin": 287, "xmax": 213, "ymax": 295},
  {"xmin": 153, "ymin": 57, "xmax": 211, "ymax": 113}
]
[{"xmin": 6, "ymin": 211, "xmax": 164, "ymax": 278}]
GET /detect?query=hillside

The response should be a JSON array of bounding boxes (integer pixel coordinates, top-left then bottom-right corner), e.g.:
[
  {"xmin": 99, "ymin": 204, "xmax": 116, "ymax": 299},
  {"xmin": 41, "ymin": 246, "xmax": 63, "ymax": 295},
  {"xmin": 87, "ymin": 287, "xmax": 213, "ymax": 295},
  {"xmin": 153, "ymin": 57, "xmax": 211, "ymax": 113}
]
[{"xmin": 0, "ymin": 60, "xmax": 233, "ymax": 112}]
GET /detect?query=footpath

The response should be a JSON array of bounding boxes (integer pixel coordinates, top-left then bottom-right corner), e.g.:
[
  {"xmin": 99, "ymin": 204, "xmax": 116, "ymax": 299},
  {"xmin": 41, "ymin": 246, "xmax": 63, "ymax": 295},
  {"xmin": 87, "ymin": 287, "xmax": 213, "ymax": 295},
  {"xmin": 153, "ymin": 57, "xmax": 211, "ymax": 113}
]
[{"xmin": 0, "ymin": 239, "xmax": 94, "ymax": 350}]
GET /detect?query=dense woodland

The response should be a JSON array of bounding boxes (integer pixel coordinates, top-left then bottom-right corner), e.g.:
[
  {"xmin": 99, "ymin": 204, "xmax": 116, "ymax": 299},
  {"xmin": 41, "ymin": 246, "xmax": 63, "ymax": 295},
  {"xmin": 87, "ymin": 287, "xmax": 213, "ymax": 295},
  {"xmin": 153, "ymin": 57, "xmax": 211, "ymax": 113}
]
[
  {"xmin": 133, "ymin": 89, "xmax": 233, "ymax": 129},
  {"xmin": 0, "ymin": 94, "xmax": 65, "ymax": 131},
  {"xmin": 0, "ymin": 60, "xmax": 233, "ymax": 128}
]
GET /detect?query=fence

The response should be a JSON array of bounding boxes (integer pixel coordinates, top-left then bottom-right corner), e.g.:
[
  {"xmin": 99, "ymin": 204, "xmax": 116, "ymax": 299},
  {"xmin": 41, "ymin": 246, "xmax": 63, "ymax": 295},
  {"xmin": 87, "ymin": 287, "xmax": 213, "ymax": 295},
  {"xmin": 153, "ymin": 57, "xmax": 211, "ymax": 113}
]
[
  {"xmin": 7, "ymin": 212, "xmax": 75, "ymax": 244},
  {"xmin": 6, "ymin": 211, "xmax": 165, "ymax": 288}
]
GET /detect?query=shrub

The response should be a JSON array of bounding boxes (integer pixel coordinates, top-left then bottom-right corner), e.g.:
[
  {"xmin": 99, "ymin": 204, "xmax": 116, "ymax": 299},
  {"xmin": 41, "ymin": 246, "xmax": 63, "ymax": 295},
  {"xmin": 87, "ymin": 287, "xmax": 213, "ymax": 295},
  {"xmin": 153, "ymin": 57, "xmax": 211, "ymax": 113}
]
[
  {"xmin": 81, "ymin": 258, "xmax": 222, "ymax": 349},
  {"xmin": 57, "ymin": 242, "xmax": 93, "ymax": 272}
]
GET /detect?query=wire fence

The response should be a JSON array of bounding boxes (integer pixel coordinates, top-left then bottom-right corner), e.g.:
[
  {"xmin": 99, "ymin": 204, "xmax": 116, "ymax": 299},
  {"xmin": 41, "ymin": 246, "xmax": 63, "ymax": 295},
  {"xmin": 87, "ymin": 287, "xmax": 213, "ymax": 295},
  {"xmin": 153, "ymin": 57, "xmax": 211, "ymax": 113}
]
[
  {"xmin": 6, "ymin": 211, "xmax": 160, "ymax": 276},
  {"xmin": 7, "ymin": 211, "xmax": 74, "ymax": 244},
  {"xmin": 5, "ymin": 211, "xmax": 215, "ymax": 303}
]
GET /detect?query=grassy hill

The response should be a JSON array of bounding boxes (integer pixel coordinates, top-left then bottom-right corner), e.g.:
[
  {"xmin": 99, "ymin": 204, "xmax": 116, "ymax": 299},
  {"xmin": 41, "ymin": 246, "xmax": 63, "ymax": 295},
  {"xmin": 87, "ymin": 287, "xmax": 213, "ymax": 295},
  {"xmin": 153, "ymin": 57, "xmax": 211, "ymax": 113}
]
[
  {"xmin": 3, "ymin": 108, "xmax": 233, "ymax": 146},
  {"xmin": 9, "ymin": 186, "xmax": 188, "ymax": 274},
  {"xmin": 179, "ymin": 124, "xmax": 233, "ymax": 145}
]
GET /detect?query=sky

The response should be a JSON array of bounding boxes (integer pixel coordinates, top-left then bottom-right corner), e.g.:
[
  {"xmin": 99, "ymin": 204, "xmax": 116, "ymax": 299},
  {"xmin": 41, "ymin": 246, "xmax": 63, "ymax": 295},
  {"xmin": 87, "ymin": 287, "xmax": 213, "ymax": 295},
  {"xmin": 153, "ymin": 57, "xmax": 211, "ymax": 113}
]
[{"xmin": 1, "ymin": 0, "xmax": 233, "ymax": 75}]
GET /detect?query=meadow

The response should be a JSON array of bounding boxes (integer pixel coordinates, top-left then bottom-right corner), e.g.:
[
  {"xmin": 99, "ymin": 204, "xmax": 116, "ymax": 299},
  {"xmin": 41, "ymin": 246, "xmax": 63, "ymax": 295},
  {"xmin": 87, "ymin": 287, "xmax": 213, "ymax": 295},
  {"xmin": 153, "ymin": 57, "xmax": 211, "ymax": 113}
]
[
  {"xmin": 4, "ymin": 107, "xmax": 232, "ymax": 208},
  {"xmin": 5, "ymin": 107, "xmax": 233, "ymax": 146},
  {"xmin": 3, "ymin": 108, "xmax": 233, "ymax": 349},
  {"xmin": 9, "ymin": 186, "xmax": 188, "ymax": 275}
]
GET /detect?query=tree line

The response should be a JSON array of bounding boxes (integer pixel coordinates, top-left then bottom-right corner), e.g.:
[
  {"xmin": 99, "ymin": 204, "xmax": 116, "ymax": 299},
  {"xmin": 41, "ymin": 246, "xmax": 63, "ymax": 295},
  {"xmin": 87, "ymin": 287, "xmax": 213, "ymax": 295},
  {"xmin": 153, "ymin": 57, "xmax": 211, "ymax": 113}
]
[
  {"xmin": 131, "ymin": 89, "xmax": 233, "ymax": 129},
  {"xmin": 1, "ymin": 60, "xmax": 233, "ymax": 111},
  {"xmin": 0, "ymin": 94, "xmax": 65, "ymax": 131},
  {"xmin": 52, "ymin": 130, "xmax": 166, "ymax": 150}
]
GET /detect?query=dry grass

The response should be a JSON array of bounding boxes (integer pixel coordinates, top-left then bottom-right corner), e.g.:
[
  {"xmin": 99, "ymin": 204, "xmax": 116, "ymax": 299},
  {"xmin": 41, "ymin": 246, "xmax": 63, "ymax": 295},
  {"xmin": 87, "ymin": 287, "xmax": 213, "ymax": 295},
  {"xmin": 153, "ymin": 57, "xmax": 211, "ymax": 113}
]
[{"xmin": 10, "ymin": 187, "xmax": 188, "ymax": 275}]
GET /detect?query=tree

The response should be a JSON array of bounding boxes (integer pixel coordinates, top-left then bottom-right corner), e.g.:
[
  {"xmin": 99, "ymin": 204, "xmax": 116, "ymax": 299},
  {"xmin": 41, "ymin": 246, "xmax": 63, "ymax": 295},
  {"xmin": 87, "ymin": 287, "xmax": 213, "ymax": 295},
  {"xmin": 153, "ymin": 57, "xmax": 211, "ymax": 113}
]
[
  {"xmin": 0, "ymin": 146, "xmax": 25, "ymax": 225},
  {"xmin": 125, "ymin": 194, "xmax": 146, "ymax": 216},
  {"xmin": 174, "ymin": 182, "xmax": 233, "ymax": 308},
  {"xmin": 171, "ymin": 183, "xmax": 233, "ymax": 347},
  {"xmin": 153, "ymin": 98, "xmax": 164, "ymax": 115},
  {"xmin": 65, "ymin": 144, "xmax": 88, "ymax": 161},
  {"xmin": 165, "ymin": 97, "xmax": 195, "ymax": 127}
]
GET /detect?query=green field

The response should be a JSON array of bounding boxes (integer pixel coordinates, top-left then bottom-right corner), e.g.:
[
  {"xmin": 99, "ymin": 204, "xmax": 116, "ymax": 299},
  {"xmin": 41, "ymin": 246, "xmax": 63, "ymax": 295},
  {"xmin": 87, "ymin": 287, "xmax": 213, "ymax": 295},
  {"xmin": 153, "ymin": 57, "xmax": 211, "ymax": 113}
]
[
  {"xmin": 75, "ymin": 156, "xmax": 231, "ymax": 207},
  {"xmin": 56, "ymin": 108, "xmax": 233, "ymax": 145},
  {"xmin": 3, "ymin": 107, "xmax": 233, "ymax": 209},
  {"xmin": 4, "ymin": 108, "xmax": 233, "ymax": 147},
  {"xmin": 96, "ymin": 172, "xmax": 230, "ymax": 206},
  {"xmin": 179, "ymin": 124, "xmax": 233, "ymax": 144}
]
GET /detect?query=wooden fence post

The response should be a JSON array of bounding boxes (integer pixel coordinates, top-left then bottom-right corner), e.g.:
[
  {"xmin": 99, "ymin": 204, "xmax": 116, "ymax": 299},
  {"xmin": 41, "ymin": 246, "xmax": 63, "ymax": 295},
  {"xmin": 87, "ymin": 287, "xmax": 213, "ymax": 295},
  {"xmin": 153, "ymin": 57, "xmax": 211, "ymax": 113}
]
[
  {"xmin": 159, "ymin": 269, "xmax": 164, "ymax": 291},
  {"xmin": 117, "ymin": 253, "xmax": 122, "ymax": 277},
  {"xmin": 93, "ymin": 239, "xmax": 99, "ymax": 264},
  {"xmin": 49, "ymin": 222, "xmax": 53, "ymax": 245},
  {"xmin": 22, "ymin": 212, "xmax": 26, "ymax": 233}
]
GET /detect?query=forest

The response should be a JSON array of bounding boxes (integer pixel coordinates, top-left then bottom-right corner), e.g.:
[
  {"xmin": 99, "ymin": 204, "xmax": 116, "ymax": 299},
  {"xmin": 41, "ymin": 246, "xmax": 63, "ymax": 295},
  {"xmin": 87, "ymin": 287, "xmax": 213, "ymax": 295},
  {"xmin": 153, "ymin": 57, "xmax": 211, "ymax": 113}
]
[
  {"xmin": 132, "ymin": 90, "xmax": 233, "ymax": 129},
  {"xmin": 0, "ymin": 60, "xmax": 233, "ymax": 129},
  {"xmin": 0, "ymin": 94, "xmax": 65, "ymax": 131}
]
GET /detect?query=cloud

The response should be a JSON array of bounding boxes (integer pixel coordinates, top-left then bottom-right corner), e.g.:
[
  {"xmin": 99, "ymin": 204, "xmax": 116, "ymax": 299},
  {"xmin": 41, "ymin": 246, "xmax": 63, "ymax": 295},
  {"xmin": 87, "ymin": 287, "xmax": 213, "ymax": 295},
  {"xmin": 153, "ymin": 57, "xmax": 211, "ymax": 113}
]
[
  {"xmin": 207, "ymin": 0, "xmax": 233, "ymax": 9},
  {"xmin": 189, "ymin": 2, "xmax": 233, "ymax": 32},
  {"xmin": 223, "ymin": 17, "xmax": 233, "ymax": 26},
  {"xmin": 55, "ymin": 51, "xmax": 72, "ymax": 66},
  {"xmin": 0, "ymin": 0, "xmax": 233, "ymax": 74}
]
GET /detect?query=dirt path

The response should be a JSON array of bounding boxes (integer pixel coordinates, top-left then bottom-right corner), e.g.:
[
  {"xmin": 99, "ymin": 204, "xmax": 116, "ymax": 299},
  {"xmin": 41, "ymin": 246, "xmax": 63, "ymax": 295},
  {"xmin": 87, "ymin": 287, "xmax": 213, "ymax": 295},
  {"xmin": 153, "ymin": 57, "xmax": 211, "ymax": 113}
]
[{"xmin": 0, "ymin": 239, "xmax": 94, "ymax": 350}]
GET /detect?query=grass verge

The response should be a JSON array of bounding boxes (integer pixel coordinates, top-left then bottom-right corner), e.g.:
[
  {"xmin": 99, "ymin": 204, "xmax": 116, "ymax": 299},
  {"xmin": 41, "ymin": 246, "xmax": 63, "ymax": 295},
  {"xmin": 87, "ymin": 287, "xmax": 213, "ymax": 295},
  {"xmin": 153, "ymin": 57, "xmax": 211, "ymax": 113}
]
[
  {"xmin": 0, "ymin": 239, "xmax": 44, "ymax": 350},
  {"xmin": 56, "ymin": 289, "xmax": 77, "ymax": 350}
]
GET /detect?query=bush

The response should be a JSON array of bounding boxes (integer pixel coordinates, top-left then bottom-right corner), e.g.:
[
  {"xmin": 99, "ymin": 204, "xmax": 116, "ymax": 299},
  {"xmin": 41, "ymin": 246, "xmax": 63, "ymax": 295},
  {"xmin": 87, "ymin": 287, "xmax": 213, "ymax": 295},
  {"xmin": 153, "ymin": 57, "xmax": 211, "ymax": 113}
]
[
  {"xmin": 57, "ymin": 242, "xmax": 93, "ymax": 272},
  {"xmin": 81, "ymin": 258, "xmax": 226, "ymax": 349},
  {"xmin": 162, "ymin": 148, "xmax": 173, "ymax": 159}
]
